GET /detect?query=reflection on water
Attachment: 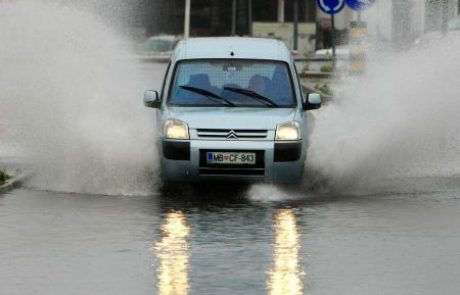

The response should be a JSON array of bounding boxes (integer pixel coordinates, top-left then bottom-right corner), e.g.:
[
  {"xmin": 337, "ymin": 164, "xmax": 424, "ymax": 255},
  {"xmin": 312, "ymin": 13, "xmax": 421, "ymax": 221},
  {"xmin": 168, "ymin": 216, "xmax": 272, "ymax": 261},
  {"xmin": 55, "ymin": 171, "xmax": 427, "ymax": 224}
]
[
  {"xmin": 154, "ymin": 211, "xmax": 190, "ymax": 295},
  {"xmin": 153, "ymin": 208, "xmax": 303, "ymax": 294},
  {"xmin": 267, "ymin": 209, "xmax": 304, "ymax": 295}
]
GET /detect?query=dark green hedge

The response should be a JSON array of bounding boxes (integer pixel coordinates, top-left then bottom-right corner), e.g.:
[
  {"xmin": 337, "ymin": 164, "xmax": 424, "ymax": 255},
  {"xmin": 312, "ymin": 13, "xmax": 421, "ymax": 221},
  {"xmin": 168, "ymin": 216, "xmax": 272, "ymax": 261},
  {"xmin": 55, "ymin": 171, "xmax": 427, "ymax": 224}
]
[{"xmin": 0, "ymin": 170, "xmax": 10, "ymax": 185}]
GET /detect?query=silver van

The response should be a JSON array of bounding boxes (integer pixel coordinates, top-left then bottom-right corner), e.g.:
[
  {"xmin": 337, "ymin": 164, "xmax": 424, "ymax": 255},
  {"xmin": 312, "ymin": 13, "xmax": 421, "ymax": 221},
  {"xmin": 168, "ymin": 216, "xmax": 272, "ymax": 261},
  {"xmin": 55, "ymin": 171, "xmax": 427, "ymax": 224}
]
[{"xmin": 144, "ymin": 37, "xmax": 321, "ymax": 184}]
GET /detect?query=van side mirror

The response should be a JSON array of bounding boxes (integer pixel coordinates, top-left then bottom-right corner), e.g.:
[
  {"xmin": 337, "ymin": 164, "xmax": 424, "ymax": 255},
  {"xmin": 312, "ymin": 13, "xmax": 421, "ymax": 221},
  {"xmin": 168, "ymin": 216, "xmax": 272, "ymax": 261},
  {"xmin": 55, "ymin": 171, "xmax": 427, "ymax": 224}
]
[
  {"xmin": 143, "ymin": 90, "xmax": 161, "ymax": 108},
  {"xmin": 303, "ymin": 93, "xmax": 322, "ymax": 111}
]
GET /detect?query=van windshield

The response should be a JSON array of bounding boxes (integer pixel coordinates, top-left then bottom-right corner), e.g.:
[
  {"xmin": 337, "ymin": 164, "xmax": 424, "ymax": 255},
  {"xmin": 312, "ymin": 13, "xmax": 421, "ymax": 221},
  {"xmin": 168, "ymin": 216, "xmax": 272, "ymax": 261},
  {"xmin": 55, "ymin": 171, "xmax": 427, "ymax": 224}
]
[{"xmin": 168, "ymin": 60, "xmax": 296, "ymax": 107}]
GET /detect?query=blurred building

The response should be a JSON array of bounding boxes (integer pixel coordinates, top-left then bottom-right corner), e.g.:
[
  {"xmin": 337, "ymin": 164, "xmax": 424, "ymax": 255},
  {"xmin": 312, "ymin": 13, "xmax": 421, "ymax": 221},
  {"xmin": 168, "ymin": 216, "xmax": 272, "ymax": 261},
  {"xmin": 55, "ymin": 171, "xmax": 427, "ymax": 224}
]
[
  {"xmin": 139, "ymin": 0, "xmax": 460, "ymax": 50},
  {"xmin": 141, "ymin": 0, "xmax": 320, "ymax": 53},
  {"xmin": 146, "ymin": 0, "xmax": 317, "ymax": 37}
]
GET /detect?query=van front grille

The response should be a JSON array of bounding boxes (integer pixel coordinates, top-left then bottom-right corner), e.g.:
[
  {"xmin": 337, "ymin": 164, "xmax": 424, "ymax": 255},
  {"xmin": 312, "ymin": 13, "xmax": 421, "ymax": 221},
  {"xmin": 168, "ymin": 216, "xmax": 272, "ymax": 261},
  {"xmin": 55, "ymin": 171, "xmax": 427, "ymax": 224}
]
[{"xmin": 196, "ymin": 129, "xmax": 268, "ymax": 140}]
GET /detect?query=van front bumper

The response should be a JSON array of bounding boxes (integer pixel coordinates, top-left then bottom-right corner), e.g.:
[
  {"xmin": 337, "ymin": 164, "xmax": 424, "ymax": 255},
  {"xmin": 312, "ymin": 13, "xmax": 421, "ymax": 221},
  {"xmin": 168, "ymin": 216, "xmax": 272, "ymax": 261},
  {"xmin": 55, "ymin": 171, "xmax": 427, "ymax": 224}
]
[{"xmin": 160, "ymin": 139, "xmax": 305, "ymax": 184}]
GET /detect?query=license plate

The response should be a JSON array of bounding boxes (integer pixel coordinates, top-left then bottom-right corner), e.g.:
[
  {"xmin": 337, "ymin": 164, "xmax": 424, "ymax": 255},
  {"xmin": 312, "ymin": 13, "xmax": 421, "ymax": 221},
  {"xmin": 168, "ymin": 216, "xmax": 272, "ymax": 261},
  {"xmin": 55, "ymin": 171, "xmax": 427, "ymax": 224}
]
[{"xmin": 207, "ymin": 152, "xmax": 256, "ymax": 165}]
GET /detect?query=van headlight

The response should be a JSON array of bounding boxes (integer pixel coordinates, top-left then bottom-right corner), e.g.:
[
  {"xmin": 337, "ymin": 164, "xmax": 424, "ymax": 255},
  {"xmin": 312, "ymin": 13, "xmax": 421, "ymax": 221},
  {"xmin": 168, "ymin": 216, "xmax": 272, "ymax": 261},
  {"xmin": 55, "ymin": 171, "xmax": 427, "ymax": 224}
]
[
  {"xmin": 275, "ymin": 122, "xmax": 300, "ymax": 141},
  {"xmin": 164, "ymin": 119, "xmax": 189, "ymax": 140}
]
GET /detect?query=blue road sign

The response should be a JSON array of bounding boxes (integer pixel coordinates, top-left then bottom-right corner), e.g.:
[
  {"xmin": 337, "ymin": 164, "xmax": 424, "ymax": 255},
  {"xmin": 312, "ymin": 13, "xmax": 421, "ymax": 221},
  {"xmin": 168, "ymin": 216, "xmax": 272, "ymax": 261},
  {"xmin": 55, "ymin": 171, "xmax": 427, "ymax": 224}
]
[
  {"xmin": 346, "ymin": 0, "xmax": 375, "ymax": 11},
  {"xmin": 317, "ymin": 0, "xmax": 346, "ymax": 15}
]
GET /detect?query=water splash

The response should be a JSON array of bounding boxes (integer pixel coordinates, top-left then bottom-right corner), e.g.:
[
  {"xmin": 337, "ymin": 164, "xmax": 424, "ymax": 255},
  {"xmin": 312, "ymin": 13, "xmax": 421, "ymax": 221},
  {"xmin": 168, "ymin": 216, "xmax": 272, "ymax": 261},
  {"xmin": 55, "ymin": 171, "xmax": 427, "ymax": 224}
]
[
  {"xmin": 307, "ymin": 34, "xmax": 460, "ymax": 191},
  {"xmin": 0, "ymin": 1, "xmax": 160, "ymax": 195},
  {"xmin": 247, "ymin": 184, "xmax": 293, "ymax": 203}
]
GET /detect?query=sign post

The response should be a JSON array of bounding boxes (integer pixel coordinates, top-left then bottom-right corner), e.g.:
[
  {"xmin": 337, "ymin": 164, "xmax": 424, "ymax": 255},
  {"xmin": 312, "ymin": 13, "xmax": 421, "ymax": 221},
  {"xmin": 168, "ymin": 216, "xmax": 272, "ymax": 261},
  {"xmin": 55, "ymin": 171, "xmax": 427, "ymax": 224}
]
[
  {"xmin": 345, "ymin": 0, "xmax": 375, "ymax": 12},
  {"xmin": 345, "ymin": 0, "xmax": 375, "ymax": 21},
  {"xmin": 345, "ymin": 0, "xmax": 375, "ymax": 73},
  {"xmin": 184, "ymin": 0, "xmax": 191, "ymax": 38},
  {"xmin": 317, "ymin": 0, "xmax": 346, "ymax": 60}
]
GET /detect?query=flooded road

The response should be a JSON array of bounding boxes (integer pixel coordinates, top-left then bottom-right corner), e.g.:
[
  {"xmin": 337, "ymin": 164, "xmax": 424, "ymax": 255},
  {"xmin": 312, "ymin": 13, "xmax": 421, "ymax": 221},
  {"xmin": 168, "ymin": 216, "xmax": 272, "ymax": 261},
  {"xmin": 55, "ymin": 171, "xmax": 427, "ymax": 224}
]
[
  {"xmin": 2, "ymin": 2, "xmax": 460, "ymax": 294},
  {"xmin": 1, "ymin": 178, "xmax": 460, "ymax": 295}
]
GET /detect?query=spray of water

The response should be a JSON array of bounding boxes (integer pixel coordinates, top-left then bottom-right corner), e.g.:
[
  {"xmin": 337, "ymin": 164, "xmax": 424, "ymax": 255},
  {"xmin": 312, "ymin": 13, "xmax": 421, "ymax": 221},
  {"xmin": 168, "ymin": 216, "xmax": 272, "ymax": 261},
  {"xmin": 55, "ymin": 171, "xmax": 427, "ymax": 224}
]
[
  {"xmin": 0, "ymin": 1, "xmax": 160, "ymax": 195},
  {"xmin": 305, "ymin": 34, "xmax": 460, "ymax": 192}
]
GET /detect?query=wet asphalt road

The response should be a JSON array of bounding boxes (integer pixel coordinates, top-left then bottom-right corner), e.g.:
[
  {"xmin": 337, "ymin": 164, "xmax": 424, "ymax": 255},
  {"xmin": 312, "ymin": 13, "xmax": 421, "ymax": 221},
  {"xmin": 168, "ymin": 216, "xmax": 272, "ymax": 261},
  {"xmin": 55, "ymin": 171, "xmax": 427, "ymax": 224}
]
[{"xmin": 1, "ymin": 178, "xmax": 460, "ymax": 295}]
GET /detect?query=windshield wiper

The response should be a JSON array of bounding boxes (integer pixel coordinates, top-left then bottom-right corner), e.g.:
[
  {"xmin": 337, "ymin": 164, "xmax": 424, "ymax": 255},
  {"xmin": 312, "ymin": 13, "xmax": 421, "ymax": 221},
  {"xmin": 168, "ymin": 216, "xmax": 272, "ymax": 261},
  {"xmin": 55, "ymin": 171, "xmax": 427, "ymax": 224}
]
[
  {"xmin": 179, "ymin": 85, "xmax": 235, "ymax": 107},
  {"xmin": 223, "ymin": 86, "xmax": 279, "ymax": 108}
]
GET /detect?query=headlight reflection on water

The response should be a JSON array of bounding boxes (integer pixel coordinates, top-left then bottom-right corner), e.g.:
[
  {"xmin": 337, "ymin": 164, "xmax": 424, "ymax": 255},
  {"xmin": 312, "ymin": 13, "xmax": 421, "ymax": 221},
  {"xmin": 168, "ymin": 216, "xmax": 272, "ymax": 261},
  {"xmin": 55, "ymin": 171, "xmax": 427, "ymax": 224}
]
[
  {"xmin": 152, "ymin": 209, "xmax": 303, "ymax": 295},
  {"xmin": 267, "ymin": 209, "xmax": 304, "ymax": 295},
  {"xmin": 153, "ymin": 211, "xmax": 190, "ymax": 295}
]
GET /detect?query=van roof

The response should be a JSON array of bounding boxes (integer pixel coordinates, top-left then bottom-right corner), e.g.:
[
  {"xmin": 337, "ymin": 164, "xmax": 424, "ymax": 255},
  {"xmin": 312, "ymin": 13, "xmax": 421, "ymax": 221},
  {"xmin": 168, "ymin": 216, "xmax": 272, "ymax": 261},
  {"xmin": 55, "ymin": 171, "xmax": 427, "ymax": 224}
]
[{"xmin": 172, "ymin": 37, "xmax": 292, "ymax": 62}]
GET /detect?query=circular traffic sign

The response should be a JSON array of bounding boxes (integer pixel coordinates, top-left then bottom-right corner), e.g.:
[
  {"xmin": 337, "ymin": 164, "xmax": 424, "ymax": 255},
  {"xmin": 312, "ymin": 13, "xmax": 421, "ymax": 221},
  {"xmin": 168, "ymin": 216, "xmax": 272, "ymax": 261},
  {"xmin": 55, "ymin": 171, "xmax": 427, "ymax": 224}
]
[
  {"xmin": 317, "ymin": 0, "xmax": 346, "ymax": 15},
  {"xmin": 345, "ymin": 0, "xmax": 375, "ymax": 11}
]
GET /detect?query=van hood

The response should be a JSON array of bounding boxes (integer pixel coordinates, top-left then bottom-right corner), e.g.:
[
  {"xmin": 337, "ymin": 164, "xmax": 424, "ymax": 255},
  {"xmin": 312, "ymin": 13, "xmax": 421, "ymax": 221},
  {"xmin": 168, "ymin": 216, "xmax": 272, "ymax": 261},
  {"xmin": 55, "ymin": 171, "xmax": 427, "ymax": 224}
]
[{"xmin": 165, "ymin": 107, "xmax": 297, "ymax": 130}]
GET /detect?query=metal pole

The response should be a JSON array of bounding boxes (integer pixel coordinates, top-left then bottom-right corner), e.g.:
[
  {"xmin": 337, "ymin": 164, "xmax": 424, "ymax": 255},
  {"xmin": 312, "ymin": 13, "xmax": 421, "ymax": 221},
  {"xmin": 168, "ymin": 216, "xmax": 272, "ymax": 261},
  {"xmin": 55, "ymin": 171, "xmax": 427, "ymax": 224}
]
[
  {"xmin": 293, "ymin": 0, "xmax": 299, "ymax": 50},
  {"xmin": 232, "ymin": 0, "xmax": 237, "ymax": 35},
  {"xmin": 184, "ymin": 0, "xmax": 191, "ymax": 38},
  {"xmin": 331, "ymin": 14, "xmax": 336, "ymax": 60},
  {"xmin": 278, "ymin": 0, "xmax": 285, "ymax": 22},
  {"xmin": 248, "ymin": 0, "xmax": 253, "ymax": 36},
  {"xmin": 357, "ymin": 11, "xmax": 362, "ymax": 22}
]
